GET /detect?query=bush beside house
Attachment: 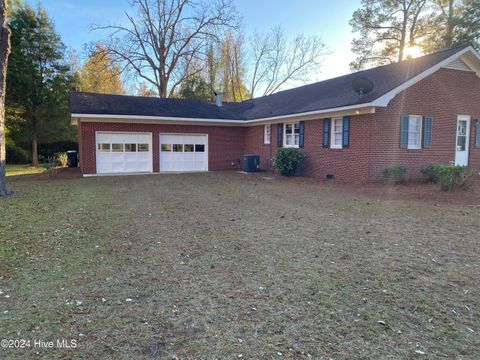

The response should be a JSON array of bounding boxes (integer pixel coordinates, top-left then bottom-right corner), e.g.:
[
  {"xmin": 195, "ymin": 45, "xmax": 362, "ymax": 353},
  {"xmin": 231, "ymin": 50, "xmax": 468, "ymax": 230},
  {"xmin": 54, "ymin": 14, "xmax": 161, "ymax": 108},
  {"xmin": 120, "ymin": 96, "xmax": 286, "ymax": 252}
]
[{"xmin": 275, "ymin": 148, "xmax": 305, "ymax": 176}]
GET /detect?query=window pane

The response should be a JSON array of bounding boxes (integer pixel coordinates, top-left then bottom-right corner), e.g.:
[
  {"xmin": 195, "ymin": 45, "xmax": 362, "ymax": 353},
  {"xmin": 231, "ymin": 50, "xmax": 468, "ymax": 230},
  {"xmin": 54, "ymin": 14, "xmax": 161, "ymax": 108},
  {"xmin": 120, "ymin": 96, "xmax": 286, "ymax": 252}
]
[
  {"xmin": 294, "ymin": 123, "xmax": 300, "ymax": 134},
  {"xmin": 408, "ymin": 133, "xmax": 419, "ymax": 146},
  {"xmin": 124, "ymin": 143, "xmax": 137, "ymax": 152},
  {"xmin": 409, "ymin": 117, "xmax": 420, "ymax": 131},
  {"xmin": 184, "ymin": 144, "xmax": 194, "ymax": 152},
  {"xmin": 286, "ymin": 134, "xmax": 293, "ymax": 145},
  {"xmin": 457, "ymin": 136, "xmax": 466, "ymax": 151},
  {"xmin": 334, "ymin": 121, "xmax": 343, "ymax": 132},
  {"xmin": 334, "ymin": 133, "xmax": 342, "ymax": 145},
  {"xmin": 112, "ymin": 143, "xmax": 123, "ymax": 152},
  {"xmin": 173, "ymin": 144, "xmax": 183, "ymax": 152},
  {"xmin": 138, "ymin": 144, "xmax": 150, "ymax": 152},
  {"xmin": 294, "ymin": 134, "xmax": 300, "ymax": 145},
  {"xmin": 195, "ymin": 144, "xmax": 205, "ymax": 152},
  {"xmin": 458, "ymin": 120, "xmax": 467, "ymax": 135},
  {"xmin": 264, "ymin": 125, "xmax": 271, "ymax": 144},
  {"xmin": 98, "ymin": 143, "xmax": 110, "ymax": 152},
  {"xmin": 408, "ymin": 116, "xmax": 421, "ymax": 148},
  {"xmin": 161, "ymin": 144, "xmax": 171, "ymax": 152},
  {"xmin": 285, "ymin": 124, "xmax": 293, "ymax": 134}
]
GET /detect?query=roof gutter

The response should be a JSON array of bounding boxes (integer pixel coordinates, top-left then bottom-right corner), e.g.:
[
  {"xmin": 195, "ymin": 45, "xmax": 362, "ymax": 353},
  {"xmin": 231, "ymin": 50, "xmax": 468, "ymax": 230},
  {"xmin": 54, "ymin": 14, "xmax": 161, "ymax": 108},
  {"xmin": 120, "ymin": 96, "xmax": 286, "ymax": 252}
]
[{"xmin": 71, "ymin": 103, "xmax": 376, "ymax": 126}]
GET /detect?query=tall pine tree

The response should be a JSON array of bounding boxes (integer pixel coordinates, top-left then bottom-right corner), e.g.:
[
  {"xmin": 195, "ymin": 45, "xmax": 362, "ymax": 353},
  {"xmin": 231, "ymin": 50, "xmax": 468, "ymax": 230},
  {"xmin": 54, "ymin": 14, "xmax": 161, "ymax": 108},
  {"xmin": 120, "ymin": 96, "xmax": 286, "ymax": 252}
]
[
  {"xmin": 349, "ymin": 0, "xmax": 428, "ymax": 69},
  {"xmin": 6, "ymin": 3, "xmax": 77, "ymax": 166}
]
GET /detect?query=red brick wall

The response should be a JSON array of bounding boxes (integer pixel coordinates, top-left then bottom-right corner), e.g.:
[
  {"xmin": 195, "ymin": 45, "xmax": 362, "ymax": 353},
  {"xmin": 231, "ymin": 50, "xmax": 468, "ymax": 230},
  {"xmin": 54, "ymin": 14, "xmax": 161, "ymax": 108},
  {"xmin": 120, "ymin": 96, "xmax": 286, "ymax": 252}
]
[
  {"xmin": 244, "ymin": 126, "xmax": 274, "ymax": 169},
  {"xmin": 244, "ymin": 68, "xmax": 480, "ymax": 182},
  {"xmin": 78, "ymin": 122, "xmax": 245, "ymax": 174},
  {"xmin": 244, "ymin": 119, "xmax": 374, "ymax": 182},
  {"xmin": 78, "ymin": 68, "xmax": 480, "ymax": 181},
  {"xmin": 368, "ymin": 68, "xmax": 480, "ymax": 181}
]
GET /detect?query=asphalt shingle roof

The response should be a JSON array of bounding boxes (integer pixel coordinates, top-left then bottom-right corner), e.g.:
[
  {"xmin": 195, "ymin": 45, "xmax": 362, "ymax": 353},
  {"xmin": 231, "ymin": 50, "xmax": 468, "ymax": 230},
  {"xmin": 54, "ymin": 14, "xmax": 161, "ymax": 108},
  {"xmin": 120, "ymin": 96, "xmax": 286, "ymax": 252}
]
[{"xmin": 70, "ymin": 45, "xmax": 469, "ymax": 121}]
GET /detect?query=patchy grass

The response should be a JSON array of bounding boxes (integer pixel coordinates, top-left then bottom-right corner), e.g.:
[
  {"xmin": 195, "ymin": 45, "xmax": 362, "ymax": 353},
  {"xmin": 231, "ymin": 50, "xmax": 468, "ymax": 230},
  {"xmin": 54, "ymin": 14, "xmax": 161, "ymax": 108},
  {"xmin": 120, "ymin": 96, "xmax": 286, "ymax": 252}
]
[
  {"xmin": 0, "ymin": 172, "xmax": 478, "ymax": 359},
  {"xmin": 5, "ymin": 164, "xmax": 47, "ymax": 177}
]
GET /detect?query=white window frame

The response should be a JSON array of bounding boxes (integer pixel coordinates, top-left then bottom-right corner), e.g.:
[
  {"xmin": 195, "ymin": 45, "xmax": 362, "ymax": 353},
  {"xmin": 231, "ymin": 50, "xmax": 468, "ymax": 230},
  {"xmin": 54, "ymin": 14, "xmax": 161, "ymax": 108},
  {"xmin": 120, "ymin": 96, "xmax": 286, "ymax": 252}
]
[
  {"xmin": 330, "ymin": 117, "xmax": 343, "ymax": 149},
  {"xmin": 283, "ymin": 122, "xmax": 300, "ymax": 148},
  {"xmin": 264, "ymin": 124, "xmax": 271, "ymax": 144},
  {"xmin": 408, "ymin": 115, "xmax": 422, "ymax": 149}
]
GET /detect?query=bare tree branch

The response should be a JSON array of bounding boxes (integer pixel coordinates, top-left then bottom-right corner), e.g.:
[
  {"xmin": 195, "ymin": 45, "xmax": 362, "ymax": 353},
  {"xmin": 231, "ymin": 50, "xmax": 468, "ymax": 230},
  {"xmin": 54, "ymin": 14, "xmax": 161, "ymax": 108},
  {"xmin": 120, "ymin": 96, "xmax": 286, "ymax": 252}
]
[
  {"xmin": 93, "ymin": 0, "xmax": 240, "ymax": 97},
  {"xmin": 248, "ymin": 26, "xmax": 328, "ymax": 97}
]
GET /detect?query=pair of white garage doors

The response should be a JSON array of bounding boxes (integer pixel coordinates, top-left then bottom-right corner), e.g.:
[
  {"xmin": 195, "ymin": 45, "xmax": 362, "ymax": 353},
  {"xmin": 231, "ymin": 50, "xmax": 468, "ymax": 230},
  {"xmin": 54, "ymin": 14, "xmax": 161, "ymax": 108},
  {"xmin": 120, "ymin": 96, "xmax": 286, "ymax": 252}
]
[{"xmin": 96, "ymin": 132, "xmax": 208, "ymax": 174}]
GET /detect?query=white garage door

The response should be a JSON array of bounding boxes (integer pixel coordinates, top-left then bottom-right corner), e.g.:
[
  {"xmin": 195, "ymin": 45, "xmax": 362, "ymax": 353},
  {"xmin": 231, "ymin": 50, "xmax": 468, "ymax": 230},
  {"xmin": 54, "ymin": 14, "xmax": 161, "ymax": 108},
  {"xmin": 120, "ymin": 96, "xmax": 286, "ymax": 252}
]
[
  {"xmin": 160, "ymin": 134, "xmax": 208, "ymax": 172},
  {"xmin": 96, "ymin": 132, "xmax": 152, "ymax": 174}
]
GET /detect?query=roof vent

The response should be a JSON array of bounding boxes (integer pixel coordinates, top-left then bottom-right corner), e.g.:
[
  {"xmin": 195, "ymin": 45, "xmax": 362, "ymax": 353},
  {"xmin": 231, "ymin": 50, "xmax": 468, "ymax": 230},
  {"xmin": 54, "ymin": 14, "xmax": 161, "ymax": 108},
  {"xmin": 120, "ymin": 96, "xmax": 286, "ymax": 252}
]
[
  {"xmin": 352, "ymin": 77, "xmax": 374, "ymax": 97},
  {"xmin": 214, "ymin": 91, "xmax": 223, "ymax": 107}
]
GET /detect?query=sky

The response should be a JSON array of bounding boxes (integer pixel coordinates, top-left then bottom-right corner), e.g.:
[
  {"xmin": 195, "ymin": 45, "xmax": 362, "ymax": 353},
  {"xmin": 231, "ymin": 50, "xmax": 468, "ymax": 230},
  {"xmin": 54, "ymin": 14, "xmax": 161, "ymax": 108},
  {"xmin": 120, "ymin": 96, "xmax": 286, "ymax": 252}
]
[{"xmin": 26, "ymin": 0, "xmax": 361, "ymax": 89}]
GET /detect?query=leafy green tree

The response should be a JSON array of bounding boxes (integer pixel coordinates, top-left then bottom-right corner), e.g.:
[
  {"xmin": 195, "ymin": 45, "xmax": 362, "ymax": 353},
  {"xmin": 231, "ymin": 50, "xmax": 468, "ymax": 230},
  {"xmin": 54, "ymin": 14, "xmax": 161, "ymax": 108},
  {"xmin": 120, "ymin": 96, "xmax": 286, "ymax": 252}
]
[
  {"xmin": 6, "ymin": 2, "xmax": 77, "ymax": 166},
  {"xmin": 80, "ymin": 42, "xmax": 124, "ymax": 94},
  {"xmin": 177, "ymin": 75, "xmax": 212, "ymax": 101},
  {"xmin": 349, "ymin": 0, "xmax": 428, "ymax": 69},
  {"xmin": 458, "ymin": 0, "xmax": 480, "ymax": 49},
  {"xmin": 422, "ymin": 0, "xmax": 479, "ymax": 52}
]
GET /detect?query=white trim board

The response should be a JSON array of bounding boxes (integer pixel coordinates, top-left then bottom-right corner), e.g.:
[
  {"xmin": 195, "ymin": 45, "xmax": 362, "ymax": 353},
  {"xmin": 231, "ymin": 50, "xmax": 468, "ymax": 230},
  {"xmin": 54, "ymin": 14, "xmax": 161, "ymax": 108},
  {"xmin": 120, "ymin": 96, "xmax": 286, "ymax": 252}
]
[{"xmin": 72, "ymin": 105, "xmax": 376, "ymax": 126}]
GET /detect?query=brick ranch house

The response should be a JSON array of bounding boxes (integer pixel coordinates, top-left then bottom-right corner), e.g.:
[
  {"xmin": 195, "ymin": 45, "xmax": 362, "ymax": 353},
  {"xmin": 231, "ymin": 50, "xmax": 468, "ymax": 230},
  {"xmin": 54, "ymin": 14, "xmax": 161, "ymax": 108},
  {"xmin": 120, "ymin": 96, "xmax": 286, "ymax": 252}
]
[{"xmin": 70, "ymin": 45, "xmax": 480, "ymax": 182}]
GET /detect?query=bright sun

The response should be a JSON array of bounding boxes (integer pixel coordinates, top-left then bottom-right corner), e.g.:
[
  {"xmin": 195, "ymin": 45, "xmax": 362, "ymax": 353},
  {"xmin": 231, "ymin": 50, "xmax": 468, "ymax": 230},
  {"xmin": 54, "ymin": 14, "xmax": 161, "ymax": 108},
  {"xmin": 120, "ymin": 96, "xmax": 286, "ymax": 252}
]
[{"xmin": 404, "ymin": 45, "xmax": 423, "ymax": 59}]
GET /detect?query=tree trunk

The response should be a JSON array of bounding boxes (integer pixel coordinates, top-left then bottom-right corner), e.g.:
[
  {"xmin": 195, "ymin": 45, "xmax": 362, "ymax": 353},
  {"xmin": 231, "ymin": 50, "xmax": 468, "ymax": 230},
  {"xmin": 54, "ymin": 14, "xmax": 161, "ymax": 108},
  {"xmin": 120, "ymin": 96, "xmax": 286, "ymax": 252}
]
[
  {"xmin": 0, "ymin": 0, "xmax": 11, "ymax": 196},
  {"xmin": 31, "ymin": 132, "xmax": 38, "ymax": 167},
  {"xmin": 398, "ymin": 11, "xmax": 407, "ymax": 62},
  {"xmin": 445, "ymin": 0, "xmax": 455, "ymax": 47}
]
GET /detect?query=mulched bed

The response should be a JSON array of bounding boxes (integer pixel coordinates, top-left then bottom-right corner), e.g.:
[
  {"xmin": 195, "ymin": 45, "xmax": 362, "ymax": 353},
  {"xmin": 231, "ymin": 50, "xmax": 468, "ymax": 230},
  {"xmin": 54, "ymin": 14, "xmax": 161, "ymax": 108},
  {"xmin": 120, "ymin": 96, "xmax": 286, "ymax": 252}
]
[{"xmin": 252, "ymin": 171, "xmax": 480, "ymax": 205}]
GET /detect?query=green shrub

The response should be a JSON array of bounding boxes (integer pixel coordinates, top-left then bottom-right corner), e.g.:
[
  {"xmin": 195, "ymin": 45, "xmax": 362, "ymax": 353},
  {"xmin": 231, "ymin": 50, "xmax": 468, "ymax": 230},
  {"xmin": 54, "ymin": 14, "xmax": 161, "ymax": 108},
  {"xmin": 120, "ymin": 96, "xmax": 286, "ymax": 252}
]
[
  {"xmin": 56, "ymin": 152, "xmax": 68, "ymax": 167},
  {"xmin": 421, "ymin": 164, "xmax": 439, "ymax": 183},
  {"xmin": 383, "ymin": 165, "xmax": 407, "ymax": 184},
  {"xmin": 434, "ymin": 165, "xmax": 474, "ymax": 191},
  {"xmin": 6, "ymin": 143, "xmax": 31, "ymax": 164},
  {"xmin": 274, "ymin": 148, "xmax": 305, "ymax": 176}
]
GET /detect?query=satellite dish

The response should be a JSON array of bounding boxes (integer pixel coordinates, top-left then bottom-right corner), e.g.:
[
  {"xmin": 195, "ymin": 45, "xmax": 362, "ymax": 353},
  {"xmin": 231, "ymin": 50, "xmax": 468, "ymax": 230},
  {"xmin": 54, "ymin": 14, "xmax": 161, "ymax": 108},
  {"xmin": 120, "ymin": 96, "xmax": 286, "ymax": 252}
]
[{"xmin": 352, "ymin": 77, "xmax": 374, "ymax": 97}]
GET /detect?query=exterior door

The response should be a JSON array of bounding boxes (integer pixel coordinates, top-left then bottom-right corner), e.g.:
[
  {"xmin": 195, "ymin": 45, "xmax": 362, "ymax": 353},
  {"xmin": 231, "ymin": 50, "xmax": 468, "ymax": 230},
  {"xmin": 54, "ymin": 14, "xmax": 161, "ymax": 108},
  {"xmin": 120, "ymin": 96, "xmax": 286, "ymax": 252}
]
[
  {"xmin": 455, "ymin": 115, "xmax": 470, "ymax": 166},
  {"xmin": 159, "ymin": 134, "xmax": 208, "ymax": 172},
  {"xmin": 96, "ymin": 132, "xmax": 153, "ymax": 174}
]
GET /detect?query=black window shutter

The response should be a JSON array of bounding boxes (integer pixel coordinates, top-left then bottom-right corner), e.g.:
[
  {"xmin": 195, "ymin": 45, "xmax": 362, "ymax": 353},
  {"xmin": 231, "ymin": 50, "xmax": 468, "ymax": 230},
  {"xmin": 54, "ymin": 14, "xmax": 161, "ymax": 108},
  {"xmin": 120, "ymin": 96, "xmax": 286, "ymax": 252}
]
[
  {"xmin": 277, "ymin": 123, "xmax": 283, "ymax": 147},
  {"xmin": 400, "ymin": 115, "xmax": 409, "ymax": 149},
  {"xmin": 422, "ymin": 116, "xmax": 432, "ymax": 148},
  {"xmin": 299, "ymin": 121, "xmax": 305, "ymax": 148},
  {"xmin": 342, "ymin": 116, "xmax": 350, "ymax": 148},
  {"xmin": 322, "ymin": 119, "xmax": 330, "ymax": 148},
  {"xmin": 475, "ymin": 120, "xmax": 480, "ymax": 149}
]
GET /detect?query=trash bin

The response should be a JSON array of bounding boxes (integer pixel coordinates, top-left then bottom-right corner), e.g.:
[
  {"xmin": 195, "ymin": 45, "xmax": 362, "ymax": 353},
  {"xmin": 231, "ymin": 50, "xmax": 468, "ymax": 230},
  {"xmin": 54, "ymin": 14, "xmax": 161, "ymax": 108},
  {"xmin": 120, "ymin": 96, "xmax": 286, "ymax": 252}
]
[
  {"xmin": 243, "ymin": 154, "xmax": 260, "ymax": 172},
  {"xmin": 67, "ymin": 150, "xmax": 78, "ymax": 168}
]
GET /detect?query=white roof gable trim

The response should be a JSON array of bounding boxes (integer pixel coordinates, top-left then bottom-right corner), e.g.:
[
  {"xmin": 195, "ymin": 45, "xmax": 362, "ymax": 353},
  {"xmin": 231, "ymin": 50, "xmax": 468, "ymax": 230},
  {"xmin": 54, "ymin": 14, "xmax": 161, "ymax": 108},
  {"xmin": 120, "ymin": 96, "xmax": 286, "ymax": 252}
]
[{"xmin": 372, "ymin": 46, "xmax": 480, "ymax": 107}]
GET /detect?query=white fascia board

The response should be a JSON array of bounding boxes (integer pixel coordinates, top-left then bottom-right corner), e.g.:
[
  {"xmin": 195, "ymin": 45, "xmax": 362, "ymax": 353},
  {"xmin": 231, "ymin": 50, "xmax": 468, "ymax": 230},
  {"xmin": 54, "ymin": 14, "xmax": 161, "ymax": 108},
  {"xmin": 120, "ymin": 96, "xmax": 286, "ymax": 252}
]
[
  {"xmin": 71, "ymin": 103, "xmax": 376, "ymax": 126},
  {"xmin": 72, "ymin": 113, "xmax": 244, "ymax": 125},
  {"xmin": 372, "ymin": 46, "xmax": 480, "ymax": 107}
]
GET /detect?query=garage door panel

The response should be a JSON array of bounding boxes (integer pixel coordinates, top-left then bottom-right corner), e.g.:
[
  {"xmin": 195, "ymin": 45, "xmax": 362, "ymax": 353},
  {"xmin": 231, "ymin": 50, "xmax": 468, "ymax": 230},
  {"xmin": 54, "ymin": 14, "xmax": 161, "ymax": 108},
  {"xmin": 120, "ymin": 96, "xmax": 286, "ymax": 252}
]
[
  {"xmin": 96, "ymin": 132, "xmax": 152, "ymax": 174},
  {"xmin": 160, "ymin": 134, "xmax": 207, "ymax": 172}
]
